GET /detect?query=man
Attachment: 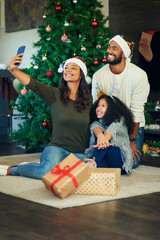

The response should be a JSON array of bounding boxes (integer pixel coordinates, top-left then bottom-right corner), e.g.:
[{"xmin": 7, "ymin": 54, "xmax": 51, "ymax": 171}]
[{"xmin": 92, "ymin": 35, "xmax": 150, "ymax": 168}]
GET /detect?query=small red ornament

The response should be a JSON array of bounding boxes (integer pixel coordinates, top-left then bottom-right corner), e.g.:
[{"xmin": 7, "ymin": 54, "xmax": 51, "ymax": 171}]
[
  {"xmin": 21, "ymin": 88, "xmax": 28, "ymax": 96},
  {"xmin": 102, "ymin": 57, "xmax": 107, "ymax": 63},
  {"xmin": 91, "ymin": 19, "xmax": 98, "ymax": 28},
  {"xmin": 94, "ymin": 59, "xmax": 99, "ymax": 65},
  {"xmin": 46, "ymin": 70, "xmax": 54, "ymax": 78},
  {"xmin": 61, "ymin": 34, "xmax": 68, "ymax": 42},
  {"xmin": 42, "ymin": 121, "xmax": 48, "ymax": 127},
  {"xmin": 55, "ymin": 4, "xmax": 62, "ymax": 12}
]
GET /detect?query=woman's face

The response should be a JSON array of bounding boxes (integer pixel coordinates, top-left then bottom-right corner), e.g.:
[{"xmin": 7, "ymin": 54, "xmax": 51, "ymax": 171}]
[
  {"xmin": 63, "ymin": 62, "xmax": 81, "ymax": 83},
  {"xmin": 96, "ymin": 98, "xmax": 108, "ymax": 119}
]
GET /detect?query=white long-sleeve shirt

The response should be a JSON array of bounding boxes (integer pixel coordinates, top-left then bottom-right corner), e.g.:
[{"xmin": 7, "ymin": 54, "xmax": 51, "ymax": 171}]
[{"xmin": 92, "ymin": 62, "xmax": 150, "ymax": 127}]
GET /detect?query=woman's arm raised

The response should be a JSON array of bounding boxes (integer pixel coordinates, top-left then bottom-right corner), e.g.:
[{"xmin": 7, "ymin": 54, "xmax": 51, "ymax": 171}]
[{"xmin": 9, "ymin": 53, "xmax": 30, "ymax": 86}]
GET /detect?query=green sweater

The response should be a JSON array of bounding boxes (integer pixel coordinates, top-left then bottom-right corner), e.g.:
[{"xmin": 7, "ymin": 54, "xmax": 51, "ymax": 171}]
[{"xmin": 27, "ymin": 77, "xmax": 92, "ymax": 153}]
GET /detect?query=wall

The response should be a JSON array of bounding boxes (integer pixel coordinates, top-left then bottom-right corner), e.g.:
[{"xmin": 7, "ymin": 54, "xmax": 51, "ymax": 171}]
[{"xmin": 0, "ymin": 0, "xmax": 108, "ymax": 68}]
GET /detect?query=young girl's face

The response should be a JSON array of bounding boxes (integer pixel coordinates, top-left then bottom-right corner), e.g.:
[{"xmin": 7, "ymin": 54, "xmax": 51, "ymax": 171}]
[{"xmin": 96, "ymin": 98, "xmax": 108, "ymax": 119}]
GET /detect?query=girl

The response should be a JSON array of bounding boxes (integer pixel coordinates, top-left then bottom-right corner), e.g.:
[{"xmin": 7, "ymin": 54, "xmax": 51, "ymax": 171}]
[
  {"xmin": 85, "ymin": 94, "xmax": 135, "ymax": 174},
  {"xmin": 0, "ymin": 55, "xmax": 92, "ymax": 179}
]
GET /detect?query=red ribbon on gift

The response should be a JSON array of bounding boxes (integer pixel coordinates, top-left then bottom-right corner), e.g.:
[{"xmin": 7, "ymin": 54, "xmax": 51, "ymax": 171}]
[{"xmin": 50, "ymin": 160, "xmax": 82, "ymax": 194}]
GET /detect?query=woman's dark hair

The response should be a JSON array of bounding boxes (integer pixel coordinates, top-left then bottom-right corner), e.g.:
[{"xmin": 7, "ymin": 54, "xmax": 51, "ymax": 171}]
[
  {"xmin": 92, "ymin": 94, "xmax": 134, "ymax": 135},
  {"xmin": 60, "ymin": 57, "xmax": 90, "ymax": 112}
]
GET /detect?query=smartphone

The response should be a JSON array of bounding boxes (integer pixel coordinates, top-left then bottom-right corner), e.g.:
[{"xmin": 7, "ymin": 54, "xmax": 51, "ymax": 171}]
[{"xmin": 16, "ymin": 46, "xmax": 26, "ymax": 66}]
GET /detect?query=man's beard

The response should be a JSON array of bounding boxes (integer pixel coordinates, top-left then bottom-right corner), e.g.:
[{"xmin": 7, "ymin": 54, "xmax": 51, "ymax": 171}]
[{"xmin": 106, "ymin": 52, "xmax": 123, "ymax": 65}]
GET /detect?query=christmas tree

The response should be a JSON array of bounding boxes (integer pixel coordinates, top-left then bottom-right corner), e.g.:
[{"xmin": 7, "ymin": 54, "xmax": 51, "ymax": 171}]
[{"xmin": 11, "ymin": 0, "xmax": 113, "ymax": 151}]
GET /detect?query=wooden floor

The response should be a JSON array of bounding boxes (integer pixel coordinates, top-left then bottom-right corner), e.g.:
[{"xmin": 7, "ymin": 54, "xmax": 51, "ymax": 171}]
[{"xmin": 0, "ymin": 139, "xmax": 160, "ymax": 240}]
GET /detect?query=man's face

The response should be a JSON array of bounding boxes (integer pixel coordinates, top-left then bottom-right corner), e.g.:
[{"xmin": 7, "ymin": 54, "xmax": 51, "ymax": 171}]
[{"xmin": 106, "ymin": 40, "xmax": 124, "ymax": 65}]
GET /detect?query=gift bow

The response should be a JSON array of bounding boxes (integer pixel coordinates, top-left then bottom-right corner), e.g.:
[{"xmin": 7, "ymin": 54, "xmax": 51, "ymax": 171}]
[
  {"xmin": 50, "ymin": 160, "xmax": 82, "ymax": 194},
  {"xmin": 51, "ymin": 165, "xmax": 71, "ymax": 175}
]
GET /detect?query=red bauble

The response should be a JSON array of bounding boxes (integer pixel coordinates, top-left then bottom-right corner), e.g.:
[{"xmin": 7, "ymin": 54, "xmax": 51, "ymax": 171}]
[
  {"xmin": 94, "ymin": 59, "xmax": 99, "ymax": 65},
  {"xmin": 42, "ymin": 121, "xmax": 48, "ymax": 127},
  {"xmin": 46, "ymin": 70, "xmax": 54, "ymax": 78},
  {"xmin": 102, "ymin": 57, "xmax": 107, "ymax": 63},
  {"xmin": 55, "ymin": 4, "xmax": 62, "ymax": 12},
  {"xmin": 91, "ymin": 20, "xmax": 98, "ymax": 28},
  {"xmin": 21, "ymin": 88, "xmax": 28, "ymax": 96},
  {"xmin": 61, "ymin": 34, "xmax": 68, "ymax": 42}
]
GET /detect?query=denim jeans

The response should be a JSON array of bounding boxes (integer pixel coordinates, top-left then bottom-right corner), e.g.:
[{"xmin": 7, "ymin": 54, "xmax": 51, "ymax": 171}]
[
  {"xmin": 132, "ymin": 127, "xmax": 144, "ymax": 169},
  {"xmin": 11, "ymin": 146, "xmax": 87, "ymax": 180},
  {"xmin": 92, "ymin": 146, "xmax": 127, "ymax": 175},
  {"xmin": 91, "ymin": 127, "xmax": 144, "ymax": 173}
]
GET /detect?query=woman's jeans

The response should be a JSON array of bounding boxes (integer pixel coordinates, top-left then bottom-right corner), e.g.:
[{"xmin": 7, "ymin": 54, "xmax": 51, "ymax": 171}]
[{"xmin": 10, "ymin": 146, "xmax": 86, "ymax": 180}]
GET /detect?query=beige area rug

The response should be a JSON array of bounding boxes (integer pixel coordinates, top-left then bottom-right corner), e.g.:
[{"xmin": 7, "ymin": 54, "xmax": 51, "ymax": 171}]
[{"xmin": 0, "ymin": 153, "xmax": 160, "ymax": 209}]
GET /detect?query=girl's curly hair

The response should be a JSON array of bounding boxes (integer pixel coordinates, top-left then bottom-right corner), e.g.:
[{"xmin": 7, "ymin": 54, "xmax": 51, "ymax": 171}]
[
  {"xmin": 60, "ymin": 57, "xmax": 91, "ymax": 112},
  {"xmin": 92, "ymin": 94, "xmax": 135, "ymax": 135}
]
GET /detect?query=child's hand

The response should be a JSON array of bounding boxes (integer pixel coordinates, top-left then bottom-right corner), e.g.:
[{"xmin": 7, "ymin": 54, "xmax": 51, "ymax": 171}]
[
  {"xmin": 85, "ymin": 157, "xmax": 97, "ymax": 168},
  {"xmin": 93, "ymin": 132, "xmax": 113, "ymax": 149}
]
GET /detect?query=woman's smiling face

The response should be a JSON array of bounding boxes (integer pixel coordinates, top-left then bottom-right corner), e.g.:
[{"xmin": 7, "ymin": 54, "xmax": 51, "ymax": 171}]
[{"xmin": 63, "ymin": 62, "xmax": 81, "ymax": 83}]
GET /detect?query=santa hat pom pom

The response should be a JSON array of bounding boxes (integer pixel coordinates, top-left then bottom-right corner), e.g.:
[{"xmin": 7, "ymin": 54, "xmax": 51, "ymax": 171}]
[
  {"xmin": 58, "ymin": 63, "xmax": 64, "ymax": 73},
  {"xmin": 85, "ymin": 76, "xmax": 92, "ymax": 84}
]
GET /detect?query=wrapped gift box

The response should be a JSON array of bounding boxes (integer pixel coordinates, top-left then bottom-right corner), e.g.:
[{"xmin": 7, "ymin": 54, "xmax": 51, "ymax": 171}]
[
  {"xmin": 72, "ymin": 168, "xmax": 121, "ymax": 196},
  {"xmin": 42, "ymin": 153, "xmax": 91, "ymax": 199}
]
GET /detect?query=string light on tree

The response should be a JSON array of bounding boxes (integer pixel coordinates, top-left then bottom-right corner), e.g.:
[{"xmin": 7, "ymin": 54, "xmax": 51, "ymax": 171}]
[
  {"xmin": 73, "ymin": 0, "xmax": 78, "ymax": 3},
  {"xmin": 91, "ymin": 19, "xmax": 99, "ymax": 28}
]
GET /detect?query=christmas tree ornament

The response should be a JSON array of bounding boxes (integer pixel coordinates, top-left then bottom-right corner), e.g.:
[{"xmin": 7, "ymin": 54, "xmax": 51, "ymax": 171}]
[
  {"xmin": 33, "ymin": 65, "xmax": 39, "ymax": 69},
  {"xmin": 46, "ymin": 25, "xmax": 52, "ymax": 32},
  {"xmin": 42, "ymin": 55, "xmax": 47, "ymax": 61},
  {"xmin": 81, "ymin": 46, "xmax": 86, "ymax": 52},
  {"xmin": 55, "ymin": 4, "xmax": 62, "ymax": 12},
  {"xmin": 139, "ymin": 31, "xmax": 156, "ymax": 62},
  {"xmin": 94, "ymin": 59, "xmax": 99, "ymax": 65},
  {"xmin": 42, "ymin": 13, "xmax": 46, "ymax": 19},
  {"xmin": 96, "ymin": 44, "xmax": 102, "ymax": 49},
  {"xmin": 42, "ymin": 121, "xmax": 48, "ymax": 127},
  {"xmin": 102, "ymin": 57, "xmax": 107, "ymax": 63},
  {"xmin": 61, "ymin": 34, "xmax": 68, "ymax": 42},
  {"xmin": 46, "ymin": 70, "xmax": 54, "ymax": 78},
  {"xmin": 91, "ymin": 19, "xmax": 98, "ymax": 28},
  {"xmin": 21, "ymin": 88, "xmax": 28, "ymax": 96},
  {"xmin": 64, "ymin": 21, "xmax": 70, "ymax": 27},
  {"xmin": 58, "ymin": 63, "xmax": 64, "ymax": 73}
]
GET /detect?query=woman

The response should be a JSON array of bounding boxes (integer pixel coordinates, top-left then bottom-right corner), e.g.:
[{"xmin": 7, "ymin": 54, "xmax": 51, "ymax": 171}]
[{"xmin": 0, "ymin": 53, "xmax": 92, "ymax": 179}]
